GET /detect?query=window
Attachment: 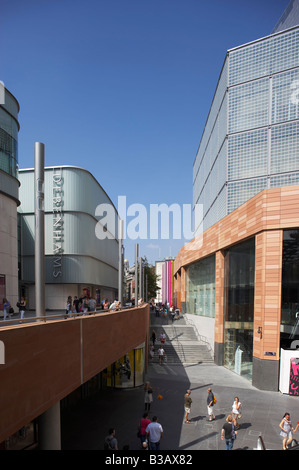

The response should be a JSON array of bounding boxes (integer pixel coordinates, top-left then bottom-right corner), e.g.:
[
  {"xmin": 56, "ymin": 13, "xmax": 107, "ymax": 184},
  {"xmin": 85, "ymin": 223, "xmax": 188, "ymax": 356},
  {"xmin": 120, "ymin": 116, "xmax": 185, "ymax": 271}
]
[
  {"xmin": 0, "ymin": 275, "xmax": 5, "ymax": 310},
  {"xmin": 224, "ymin": 239, "xmax": 255, "ymax": 380}
]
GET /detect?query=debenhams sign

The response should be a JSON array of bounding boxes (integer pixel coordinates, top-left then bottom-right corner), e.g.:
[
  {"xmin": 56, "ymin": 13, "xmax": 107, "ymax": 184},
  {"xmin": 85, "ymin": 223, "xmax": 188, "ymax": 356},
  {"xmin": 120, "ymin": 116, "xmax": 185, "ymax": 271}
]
[{"xmin": 52, "ymin": 169, "xmax": 63, "ymax": 278}]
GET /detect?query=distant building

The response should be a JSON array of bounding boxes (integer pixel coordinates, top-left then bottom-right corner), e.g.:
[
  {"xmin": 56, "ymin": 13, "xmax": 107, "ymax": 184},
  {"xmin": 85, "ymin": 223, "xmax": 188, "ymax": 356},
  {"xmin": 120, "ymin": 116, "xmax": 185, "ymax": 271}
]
[
  {"xmin": 175, "ymin": 1, "xmax": 299, "ymax": 391},
  {"xmin": 193, "ymin": 6, "xmax": 299, "ymax": 235},
  {"xmin": 155, "ymin": 258, "xmax": 174, "ymax": 305},
  {"xmin": 0, "ymin": 86, "xmax": 20, "ymax": 315}
]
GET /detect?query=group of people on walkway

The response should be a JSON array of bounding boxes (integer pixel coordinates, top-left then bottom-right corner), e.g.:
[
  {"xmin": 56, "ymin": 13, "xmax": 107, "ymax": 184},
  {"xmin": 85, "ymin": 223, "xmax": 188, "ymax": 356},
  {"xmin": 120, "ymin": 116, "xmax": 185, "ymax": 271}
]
[
  {"xmin": 153, "ymin": 303, "xmax": 179, "ymax": 323},
  {"xmin": 65, "ymin": 295, "xmax": 125, "ymax": 316},
  {"xmin": 149, "ymin": 329, "xmax": 166, "ymax": 364},
  {"xmin": 184, "ymin": 387, "xmax": 240, "ymax": 450},
  {"xmin": 104, "ymin": 381, "xmax": 164, "ymax": 451},
  {"xmin": 184, "ymin": 387, "xmax": 299, "ymax": 450},
  {"xmin": 103, "ymin": 381, "xmax": 299, "ymax": 451},
  {"xmin": 65, "ymin": 295, "xmax": 97, "ymax": 315},
  {"xmin": 2, "ymin": 296, "xmax": 27, "ymax": 321}
]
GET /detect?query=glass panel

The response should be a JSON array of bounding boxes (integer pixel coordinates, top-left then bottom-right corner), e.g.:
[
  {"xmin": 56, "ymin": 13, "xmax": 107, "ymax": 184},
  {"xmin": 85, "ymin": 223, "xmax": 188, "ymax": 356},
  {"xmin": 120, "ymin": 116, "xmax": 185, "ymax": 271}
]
[
  {"xmin": 271, "ymin": 122, "xmax": 299, "ymax": 174},
  {"xmin": 224, "ymin": 239, "xmax": 255, "ymax": 380},
  {"xmin": 0, "ymin": 127, "xmax": 18, "ymax": 177},
  {"xmin": 0, "ymin": 275, "xmax": 5, "ymax": 311},
  {"xmin": 228, "ymin": 128, "xmax": 268, "ymax": 181},
  {"xmin": 228, "ymin": 78, "xmax": 269, "ymax": 134},
  {"xmin": 106, "ymin": 347, "xmax": 144, "ymax": 388},
  {"xmin": 281, "ymin": 230, "xmax": 299, "ymax": 349},
  {"xmin": 134, "ymin": 348, "xmax": 144, "ymax": 387},
  {"xmin": 186, "ymin": 255, "xmax": 215, "ymax": 317}
]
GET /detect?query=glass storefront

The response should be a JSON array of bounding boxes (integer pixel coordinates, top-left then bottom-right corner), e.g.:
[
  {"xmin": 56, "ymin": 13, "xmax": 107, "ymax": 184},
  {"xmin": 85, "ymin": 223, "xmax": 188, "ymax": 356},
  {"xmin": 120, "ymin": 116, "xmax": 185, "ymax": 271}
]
[
  {"xmin": 106, "ymin": 345, "xmax": 144, "ymax": 389},
  {"xmin": 186, "ymin": 255, "xmax": 215, "ymax": 317},
  {"xmin": 224, "ymin": 239, "xmax": 255, "ymax": 380},
  {"xmin": 281, "ymin": 230, "xmax": 299, "ymax": 350}
]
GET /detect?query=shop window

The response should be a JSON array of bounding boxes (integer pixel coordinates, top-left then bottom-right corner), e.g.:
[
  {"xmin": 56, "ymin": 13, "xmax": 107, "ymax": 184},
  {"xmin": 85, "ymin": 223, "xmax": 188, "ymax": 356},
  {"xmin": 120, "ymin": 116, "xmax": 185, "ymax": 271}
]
[
  {"xmin": 224, "ymin": 239, "xmax": 255, "ymax": 380},
  {"xmin": 0, "ymin": 275, "xmax": 5, "ymax": 310},
  {"xmin": 281, "ymin": 230, "xmax": 299, "ymax": 350}
]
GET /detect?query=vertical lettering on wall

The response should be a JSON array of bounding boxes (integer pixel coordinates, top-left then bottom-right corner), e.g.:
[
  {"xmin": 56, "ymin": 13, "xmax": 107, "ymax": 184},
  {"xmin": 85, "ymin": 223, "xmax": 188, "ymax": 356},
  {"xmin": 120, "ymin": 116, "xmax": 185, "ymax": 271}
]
[{"xmin": 53, "ymin": 169, "xmax": 63, "ymax": 278}]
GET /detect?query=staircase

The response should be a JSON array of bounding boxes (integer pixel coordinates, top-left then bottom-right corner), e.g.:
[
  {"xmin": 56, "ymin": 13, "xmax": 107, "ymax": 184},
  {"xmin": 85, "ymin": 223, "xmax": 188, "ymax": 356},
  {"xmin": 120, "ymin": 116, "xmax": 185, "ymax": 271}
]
[{"xmin": 149, "ymin": 316, "xmax": 213, "ymax": 365}]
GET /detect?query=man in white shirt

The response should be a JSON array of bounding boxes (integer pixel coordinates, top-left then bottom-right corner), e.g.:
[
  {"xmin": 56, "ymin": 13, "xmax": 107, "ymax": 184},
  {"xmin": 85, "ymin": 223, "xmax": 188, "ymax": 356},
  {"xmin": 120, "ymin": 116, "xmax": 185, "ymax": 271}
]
[
  {"xmin": 158, "ymin": 346, "xmax": 165, "ymax": 364},
  {"xmin": 146, "ymin": 416, "xmax": 163, "ymax": 450}
]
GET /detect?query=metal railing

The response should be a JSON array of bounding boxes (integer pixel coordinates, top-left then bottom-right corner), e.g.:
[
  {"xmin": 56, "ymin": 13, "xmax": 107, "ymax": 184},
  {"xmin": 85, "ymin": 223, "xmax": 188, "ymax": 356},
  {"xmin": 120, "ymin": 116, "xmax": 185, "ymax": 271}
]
[{"xmin": 0, "ymin": 304, "xmax": 145, "ymax": 327}]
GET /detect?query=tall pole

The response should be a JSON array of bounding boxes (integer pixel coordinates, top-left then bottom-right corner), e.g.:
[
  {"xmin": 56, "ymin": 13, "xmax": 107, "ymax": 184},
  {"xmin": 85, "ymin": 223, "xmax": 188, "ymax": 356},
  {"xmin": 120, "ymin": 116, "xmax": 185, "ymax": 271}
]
[
  {"xmin": 118, "ymin": 219, "xmax": 123, "ymax": 307},
  {"xmin": 139, "ymin": 257, "xmax": 142, "ymax": 301},
  {"xmin": 145, "ymin": 274, "xmax": 148, "ymax": 303},
  {"xmin": 34, "ymin": 142, "xmax": 45, "ymax": 317},
  {"xmin": 135, "ymin": 244, "xmax": 139, "ymax": 306}
]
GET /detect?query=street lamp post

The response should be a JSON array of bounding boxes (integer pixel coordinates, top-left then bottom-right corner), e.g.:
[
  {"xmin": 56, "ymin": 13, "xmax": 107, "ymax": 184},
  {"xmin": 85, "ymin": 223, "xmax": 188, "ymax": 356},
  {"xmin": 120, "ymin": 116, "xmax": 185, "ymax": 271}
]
[{"xmin": 34, "ymin": 142, "xmax": 45, "ymax": 318}]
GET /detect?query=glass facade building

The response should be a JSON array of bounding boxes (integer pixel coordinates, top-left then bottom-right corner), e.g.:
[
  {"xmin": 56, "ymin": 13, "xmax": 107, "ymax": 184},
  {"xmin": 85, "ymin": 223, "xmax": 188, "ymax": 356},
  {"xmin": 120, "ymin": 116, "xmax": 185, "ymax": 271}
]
[
  {"xmin": 0, "ymin": 87, "xmax": 20, "ymax": 316},
  {"xmin": 174, "ymin": 3, "xmax": 299, "ymax": 389},
  {"xmin": 0, "ymin": 87, "xmax": 19, "ymax": 179},
  {"xmin": 193, "ymin": 25, "xmax": 299, "ymax": 233}
]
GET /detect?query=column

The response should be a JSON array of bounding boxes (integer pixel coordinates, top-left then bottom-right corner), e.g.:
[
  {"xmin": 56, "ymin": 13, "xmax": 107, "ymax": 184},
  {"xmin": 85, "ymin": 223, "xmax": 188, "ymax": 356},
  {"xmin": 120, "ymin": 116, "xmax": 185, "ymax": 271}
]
[
  {"xmin": 214, "ymin": 250, "xmax": 225, "ymax": 365},
  {"xmin": 253, "ymin": 230, "xmax": 283, "ymax": 390},
  {"xmin": 38, "ymin": 401, "xmax": 61, "ymax": 450}
]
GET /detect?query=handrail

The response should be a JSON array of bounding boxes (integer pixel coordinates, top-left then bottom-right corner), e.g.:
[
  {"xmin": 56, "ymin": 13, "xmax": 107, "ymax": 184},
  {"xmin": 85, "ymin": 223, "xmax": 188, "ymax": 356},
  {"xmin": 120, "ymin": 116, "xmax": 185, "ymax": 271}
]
[
  {"xmin": 0, "ymin": 304, "xmax": 145, "ymax": 327},
  {"xmin": 185, "ymin": 315, "xmax": 212, "ymax": 352}
]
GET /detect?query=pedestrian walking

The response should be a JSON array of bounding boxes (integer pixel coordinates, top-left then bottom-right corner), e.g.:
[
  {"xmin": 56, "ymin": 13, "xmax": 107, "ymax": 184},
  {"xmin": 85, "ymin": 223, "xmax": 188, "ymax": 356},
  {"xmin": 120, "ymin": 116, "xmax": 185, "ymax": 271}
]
[
  {"xmin": 184, "ymin": 389, "xmax": 192, "ymax": 423},
  {"xmin": 149, "ymin": 343, "xmax": 155, "ymax": 360},
  {"xmin": 18, "ymin": 296, "xmax": 27, "ymax": 321},
  {"xmin": 279, "ymin": 412, "xmax": 299, "ymax": 450},
  {"xmin": 65, "ymin": 296, "xmax": 72, "ymax": 318},
  {"xmin": 73, "ymin": 296, "xmax": 80, "ymax": 313},
  {"xmin": 3, "ymin": 298, "xmax": 11, "ymax": 321},
  {"xmin": 207, "ymin": 387, "xmax": 215, "ymax": 421},
  {"xmin": 221, "ymin": 414, "xmax": 237, "ymax": 450},
  {"xmin": 144, "ymin": 381, "xmax": 154, "ymax": 412},
  {"xmin": 232, "ymin": 396, "xmax": 242, "ymax": 429},
  {"xmin": 104, "ymin": 428, "xmax": 118, "ymax": 450},
  {"xmin": 88, "ymin": 296, "xmax": 96, "ymax": 313},
  {"xmin": 160, "ymin": 331, "xmax": 166, "ymax": 344},
  {"xmin": 146, "ymin": 416, "xmax": 163, "ymax": 451},
  {"xmin": 137, "ymin": 412, "xmax": 151, "ymax": 447},
  {"xmin": 151, "ymin": 329, "xmax": 157, "ymax": 345},
  {"xmin": 158, "ymin": 346, "xmax": 165, "ymax": 365}
]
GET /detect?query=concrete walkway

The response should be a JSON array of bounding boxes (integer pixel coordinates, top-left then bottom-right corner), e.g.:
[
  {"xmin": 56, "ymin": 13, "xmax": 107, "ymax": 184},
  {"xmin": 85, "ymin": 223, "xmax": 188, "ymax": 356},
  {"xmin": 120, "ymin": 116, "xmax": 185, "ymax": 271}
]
[{"xmin": 61, "ymin": 309, "xmax": 299, "ymax": 451}]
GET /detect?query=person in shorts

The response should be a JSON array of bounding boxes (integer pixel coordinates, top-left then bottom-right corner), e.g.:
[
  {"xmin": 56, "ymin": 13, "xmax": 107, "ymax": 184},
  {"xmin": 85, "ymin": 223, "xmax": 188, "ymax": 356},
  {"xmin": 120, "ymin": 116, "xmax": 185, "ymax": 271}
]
[
  {"xmin": 184, "ymin": 389, "xmax": 192, "ymax": 423},
  {"xmin": 207, "ymin": 388, "xmax": 215, "ymax": 421}
]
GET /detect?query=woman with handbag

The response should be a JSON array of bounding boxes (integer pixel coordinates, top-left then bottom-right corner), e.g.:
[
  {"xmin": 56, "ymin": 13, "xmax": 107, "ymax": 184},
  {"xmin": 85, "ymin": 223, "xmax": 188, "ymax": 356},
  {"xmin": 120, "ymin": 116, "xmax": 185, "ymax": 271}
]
[
  {"xmin": 279, "ymin": 412, "xmax": 299, "ymax": 450},
  {"xmin": 232, "ymin": 397, "xmax": 242, "ymax": 429}
]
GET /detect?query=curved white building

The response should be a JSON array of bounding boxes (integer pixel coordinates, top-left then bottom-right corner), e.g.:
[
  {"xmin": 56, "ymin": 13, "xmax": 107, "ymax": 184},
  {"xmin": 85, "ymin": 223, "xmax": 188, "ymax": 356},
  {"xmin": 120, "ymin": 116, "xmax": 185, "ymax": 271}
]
[
  {"xmin": 18, "ymin": 166, "xmax": 119, "ymax": 310},
  {"xmin": 0, "ymin": 87, "xmax": 20, "ymax": 315}
]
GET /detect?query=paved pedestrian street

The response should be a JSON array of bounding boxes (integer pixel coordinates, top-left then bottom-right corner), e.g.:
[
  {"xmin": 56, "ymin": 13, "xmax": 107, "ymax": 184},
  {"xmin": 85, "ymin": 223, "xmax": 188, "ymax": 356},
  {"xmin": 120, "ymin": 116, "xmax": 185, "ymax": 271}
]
[{"xmin": 61, "ymin": 311, "xmax": 299, "ymax": 455}]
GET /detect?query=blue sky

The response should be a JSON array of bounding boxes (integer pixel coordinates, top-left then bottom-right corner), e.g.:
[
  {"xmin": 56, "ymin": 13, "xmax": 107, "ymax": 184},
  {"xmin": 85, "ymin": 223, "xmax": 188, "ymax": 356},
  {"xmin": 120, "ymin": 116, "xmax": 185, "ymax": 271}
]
[{"xmin": 0, "ymin": 0, "xmax": 290, "ymax": 265}]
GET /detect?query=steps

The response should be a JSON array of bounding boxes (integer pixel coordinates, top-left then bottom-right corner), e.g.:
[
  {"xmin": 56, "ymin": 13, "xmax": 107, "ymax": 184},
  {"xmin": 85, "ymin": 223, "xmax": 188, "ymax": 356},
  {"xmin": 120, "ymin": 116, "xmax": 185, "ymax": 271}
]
[{"xmin": 149, "ymin": 321, "xmax": 213, "ymax": 365}]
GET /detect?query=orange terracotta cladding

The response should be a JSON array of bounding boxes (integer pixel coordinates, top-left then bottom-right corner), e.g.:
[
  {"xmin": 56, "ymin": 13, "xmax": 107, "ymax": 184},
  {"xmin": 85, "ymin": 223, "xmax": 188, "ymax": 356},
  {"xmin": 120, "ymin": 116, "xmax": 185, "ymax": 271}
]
[
  {"xmin": 174, "ymin": 186, "xmax": 299, "ymax": 361},
  {"xmin": 174, "ymin": 186, "xmax": 299, "ymax": 273}
]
